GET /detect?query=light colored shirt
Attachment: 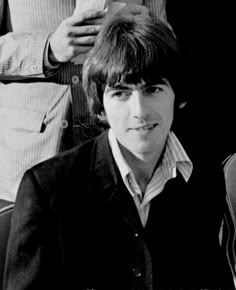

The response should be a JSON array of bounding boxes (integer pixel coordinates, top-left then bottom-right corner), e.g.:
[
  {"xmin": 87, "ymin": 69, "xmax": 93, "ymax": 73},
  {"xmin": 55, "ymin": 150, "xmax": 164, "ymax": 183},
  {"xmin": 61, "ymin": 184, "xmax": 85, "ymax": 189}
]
[{"xmin": 108, "ymin": 129, "xmax": 193, "ymax": 227}]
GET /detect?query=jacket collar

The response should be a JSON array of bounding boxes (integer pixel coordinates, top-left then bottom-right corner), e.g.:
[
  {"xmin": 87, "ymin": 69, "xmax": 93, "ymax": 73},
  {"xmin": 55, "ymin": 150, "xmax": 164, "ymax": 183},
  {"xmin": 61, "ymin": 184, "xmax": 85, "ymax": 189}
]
[{"xmin": 89, "ymin": 131, "xmax": 143, "ymax": 231}]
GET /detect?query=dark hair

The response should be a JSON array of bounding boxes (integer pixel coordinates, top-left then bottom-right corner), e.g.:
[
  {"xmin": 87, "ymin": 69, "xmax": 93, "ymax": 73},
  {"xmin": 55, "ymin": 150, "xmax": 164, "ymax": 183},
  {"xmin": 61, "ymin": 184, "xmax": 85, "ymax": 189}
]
[{"xmin": 83, "ymin": 13, "xmax": 187, "ymax": 120}]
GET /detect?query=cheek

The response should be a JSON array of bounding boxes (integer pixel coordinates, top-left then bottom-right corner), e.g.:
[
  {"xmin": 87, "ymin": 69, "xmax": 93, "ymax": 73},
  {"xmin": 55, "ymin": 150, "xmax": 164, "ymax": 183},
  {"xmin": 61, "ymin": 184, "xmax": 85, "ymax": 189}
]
[
  {"xmin": 103, "ymin": 102, "xmax": 123, "ymax": 126},
  {"xmin": 152, "ymin": 99, "xmax": 174, "ymax": 116},
  {"xmin": 165, "ymin": 103, "xmax": 175, "ymax": 124},
  {"xmin": 163, "ymin": 93, "xmax": 175, "ymax": 117},
  {"xmin": 154, "ymin": 100, "xmax": 174, "ymax": 128}
]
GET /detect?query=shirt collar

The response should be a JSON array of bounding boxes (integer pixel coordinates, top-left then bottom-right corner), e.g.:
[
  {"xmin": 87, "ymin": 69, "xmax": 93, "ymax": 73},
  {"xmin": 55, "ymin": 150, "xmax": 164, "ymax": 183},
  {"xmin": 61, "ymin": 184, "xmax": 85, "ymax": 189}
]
[
  {"xmin": 108, "ymin": 129, "xmax": 131, "ymax": 180},
  {"xmin": 163, "ymin": 131, "xmax": 193, "ymax": 182},
  {"xmin": 108, "ymin": 129, "xmax": 193, "ymax": 183}
]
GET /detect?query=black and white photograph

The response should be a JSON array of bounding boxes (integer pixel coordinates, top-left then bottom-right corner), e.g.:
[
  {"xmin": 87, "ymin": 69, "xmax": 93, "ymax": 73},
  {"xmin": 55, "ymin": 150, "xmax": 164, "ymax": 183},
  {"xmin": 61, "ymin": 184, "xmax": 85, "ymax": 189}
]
[{"xmin": 0, "ymin": 0, "xmax": 235, "ymax": 289}]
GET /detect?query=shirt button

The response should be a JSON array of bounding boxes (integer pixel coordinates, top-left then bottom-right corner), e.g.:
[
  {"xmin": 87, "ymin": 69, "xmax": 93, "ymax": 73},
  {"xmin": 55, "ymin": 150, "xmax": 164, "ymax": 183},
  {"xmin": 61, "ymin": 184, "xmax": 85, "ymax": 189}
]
[
  {"xmin": 31, "ymin": 65, "xmax": 38, "ymax": 71},
  {"xmin": 132, "ymin": 267, "xmax": 142, "ymax": 278},
  {"xmin": 60, "ymin": 120, "xmax": 68, "ymax": 129},
  {"xmin": 72, "ymin": 75, "xmax": 80, "ymax": 84}
]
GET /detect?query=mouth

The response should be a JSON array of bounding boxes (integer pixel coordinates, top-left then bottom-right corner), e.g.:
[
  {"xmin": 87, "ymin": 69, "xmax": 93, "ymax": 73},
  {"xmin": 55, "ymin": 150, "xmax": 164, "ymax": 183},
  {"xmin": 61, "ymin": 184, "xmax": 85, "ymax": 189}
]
[{"xmin": 131, "ymin": 123, "xmax": 158, "ymax": 132}]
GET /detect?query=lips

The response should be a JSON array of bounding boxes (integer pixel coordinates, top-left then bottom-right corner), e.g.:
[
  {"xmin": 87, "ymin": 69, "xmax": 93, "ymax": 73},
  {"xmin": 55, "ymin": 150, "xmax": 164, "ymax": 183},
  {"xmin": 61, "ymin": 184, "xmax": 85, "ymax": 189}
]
[{"xmin": 131, "ymin": 123, "xmax": 157, "ymax": 131}]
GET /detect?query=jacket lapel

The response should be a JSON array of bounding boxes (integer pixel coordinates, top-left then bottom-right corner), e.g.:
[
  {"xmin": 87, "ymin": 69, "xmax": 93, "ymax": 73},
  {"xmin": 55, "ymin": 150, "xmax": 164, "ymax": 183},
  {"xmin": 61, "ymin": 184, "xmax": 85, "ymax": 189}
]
[{"xmin": 90, "ymin": 132, "xmax": 143, "ymax": 232}]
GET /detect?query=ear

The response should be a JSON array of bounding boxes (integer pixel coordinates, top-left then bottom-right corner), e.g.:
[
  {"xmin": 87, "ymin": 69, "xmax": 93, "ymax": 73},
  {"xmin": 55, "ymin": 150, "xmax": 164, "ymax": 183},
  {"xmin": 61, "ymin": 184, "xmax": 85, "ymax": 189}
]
[
  {"xmin": 178, "ymin": 101, "xmax": 187, "ymax": 109},
  {"xmin": 97, "ymin": 112, "xmax": 108, "ymax": 123}
]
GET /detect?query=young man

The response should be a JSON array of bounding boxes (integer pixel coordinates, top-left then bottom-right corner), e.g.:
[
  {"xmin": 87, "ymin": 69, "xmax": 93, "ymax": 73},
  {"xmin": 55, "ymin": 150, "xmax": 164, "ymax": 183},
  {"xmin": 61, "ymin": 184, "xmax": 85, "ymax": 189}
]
[
  {"xmin": 4, "ymin": 10, "xmax": 234, "ymax": 290},
  {"xmin": 0, "ymin": 0, "xmax": 165, "ymax": 202}
]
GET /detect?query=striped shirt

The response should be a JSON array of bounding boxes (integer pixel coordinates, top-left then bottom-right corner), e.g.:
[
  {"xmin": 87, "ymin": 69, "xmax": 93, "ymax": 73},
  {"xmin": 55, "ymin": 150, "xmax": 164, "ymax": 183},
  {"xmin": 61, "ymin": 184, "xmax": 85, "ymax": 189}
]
[{"xmin": 108, "ymin": 129, "xmax": 193, "ymax": 227}]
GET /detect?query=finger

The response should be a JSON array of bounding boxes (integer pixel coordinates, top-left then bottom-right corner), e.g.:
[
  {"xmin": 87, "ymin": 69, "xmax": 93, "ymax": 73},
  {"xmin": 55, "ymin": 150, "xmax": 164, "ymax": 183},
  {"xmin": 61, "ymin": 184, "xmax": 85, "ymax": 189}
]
[
  {"xmin": 71, "ymin": 9, "xmax": 106, "ymax": 26},
  {"xmin": 71, "ymin": 35, "xmax": 96, "ymax": 46},
  {"xmin": 83, "ymin": 9, "xmax": 106, "ymax": 21},
  {"xmin": 69, "ymin": 25, "xmax": 100, "ymax": 37},
  {"xmin": 83, "ymin": 17, "xmax": 104, "ymax": 26},
  {"xmin": 74, "ymin": 46, "xmax": 93, "ymax": 54}
]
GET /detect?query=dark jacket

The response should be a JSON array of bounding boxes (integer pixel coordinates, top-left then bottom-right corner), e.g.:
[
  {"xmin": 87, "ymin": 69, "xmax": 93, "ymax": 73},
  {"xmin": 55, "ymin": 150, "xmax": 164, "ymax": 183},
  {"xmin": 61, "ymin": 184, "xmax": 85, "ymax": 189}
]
[{"xmin": 4, "ymin": 131, "xmax": 234, "ymax": 290}]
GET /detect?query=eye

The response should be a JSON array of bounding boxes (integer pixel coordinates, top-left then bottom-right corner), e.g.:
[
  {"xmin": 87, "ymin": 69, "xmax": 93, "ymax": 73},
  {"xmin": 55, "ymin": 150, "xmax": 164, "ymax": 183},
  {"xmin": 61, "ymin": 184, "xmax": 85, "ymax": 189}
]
[
  {"xmin": 143, "ymin": 85, "xmax": 162, "ymax": 95},
  {"xmin": 111, "ymin": 90, "xmax": 131, "ymax": 99},
  {"xmin": 113, "ymin": 91, "xmax": 123, "ymax": 97}
]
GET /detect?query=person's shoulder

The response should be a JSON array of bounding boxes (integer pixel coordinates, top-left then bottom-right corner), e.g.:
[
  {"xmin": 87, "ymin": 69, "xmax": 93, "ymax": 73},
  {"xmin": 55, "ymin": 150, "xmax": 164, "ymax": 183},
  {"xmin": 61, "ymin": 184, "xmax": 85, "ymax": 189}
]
[
  {"xmin": 34, "ymin": 139, "xmax": 93, "ymax": 171},
  {"xmin": 26, "ymin": 132, "xmax": 108, "ymax": 190}
]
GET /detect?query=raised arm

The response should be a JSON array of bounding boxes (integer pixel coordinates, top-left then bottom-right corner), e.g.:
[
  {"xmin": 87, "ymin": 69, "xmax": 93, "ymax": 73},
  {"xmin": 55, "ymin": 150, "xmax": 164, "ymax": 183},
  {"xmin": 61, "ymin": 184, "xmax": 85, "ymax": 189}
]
[{"xmin": 0, "ymin": 8, "xmax": 105, "ymax": 80}]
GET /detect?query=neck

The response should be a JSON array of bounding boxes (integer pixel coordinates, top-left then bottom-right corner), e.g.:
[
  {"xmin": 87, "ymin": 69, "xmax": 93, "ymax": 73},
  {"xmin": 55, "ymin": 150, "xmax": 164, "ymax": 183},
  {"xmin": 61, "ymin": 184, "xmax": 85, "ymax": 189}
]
[{"xmin": 120, "ymin": 143, "xmax": 166, "ymax": 193}]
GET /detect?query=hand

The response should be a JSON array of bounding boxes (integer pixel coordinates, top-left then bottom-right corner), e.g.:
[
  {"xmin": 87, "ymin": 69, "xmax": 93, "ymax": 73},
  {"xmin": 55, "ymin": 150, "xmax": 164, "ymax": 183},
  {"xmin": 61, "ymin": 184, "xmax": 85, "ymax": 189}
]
[{"xmin": 49, "ymin": 9, "xmax": 105, "ymax": 63}]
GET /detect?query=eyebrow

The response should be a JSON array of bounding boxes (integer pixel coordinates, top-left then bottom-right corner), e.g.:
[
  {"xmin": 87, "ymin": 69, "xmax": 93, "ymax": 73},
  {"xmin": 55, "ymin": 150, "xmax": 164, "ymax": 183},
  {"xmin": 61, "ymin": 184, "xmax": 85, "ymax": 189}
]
[
  {"xmin": 110, "ymin": 83, "xmax": 131, "ymax": 90},
  {"xmin": 106, "ymin": 79, "xmax": 168, "ymax": 92},
  {"xmin": 105, "ymin": 84, "xmax": 131, "ymax": 94}
]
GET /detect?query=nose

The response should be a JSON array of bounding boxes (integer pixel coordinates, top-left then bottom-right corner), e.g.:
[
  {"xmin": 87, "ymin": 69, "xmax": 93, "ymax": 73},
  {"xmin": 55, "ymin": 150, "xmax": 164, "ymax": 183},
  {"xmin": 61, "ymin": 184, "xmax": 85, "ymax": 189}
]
[{"xmin": 130, "ymin": 90, "xmax": 148, "ymax": 118}]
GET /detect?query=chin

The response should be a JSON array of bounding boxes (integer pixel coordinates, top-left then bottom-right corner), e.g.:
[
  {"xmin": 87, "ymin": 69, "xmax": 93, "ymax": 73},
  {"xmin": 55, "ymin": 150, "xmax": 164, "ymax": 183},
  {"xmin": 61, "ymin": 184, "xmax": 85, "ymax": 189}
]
[{"xmin": 130, "ymin": 144, "xmax": 155, "ymax": 156}]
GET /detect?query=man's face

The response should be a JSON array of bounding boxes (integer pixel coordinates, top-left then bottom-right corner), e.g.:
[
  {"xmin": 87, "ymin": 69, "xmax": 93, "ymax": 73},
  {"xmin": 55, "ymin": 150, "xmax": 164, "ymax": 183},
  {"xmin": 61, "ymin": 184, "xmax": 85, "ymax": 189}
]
[{"xmin": 103, "ymin": 79, "xmax": 175, "ymax": 158}]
